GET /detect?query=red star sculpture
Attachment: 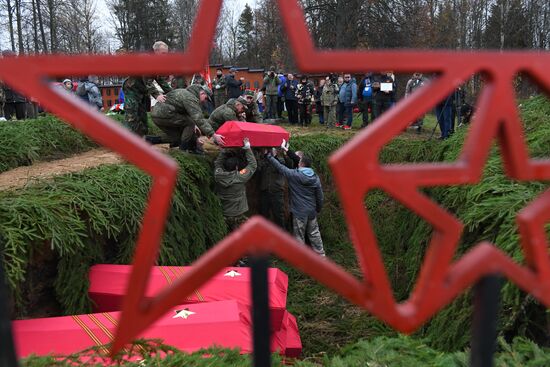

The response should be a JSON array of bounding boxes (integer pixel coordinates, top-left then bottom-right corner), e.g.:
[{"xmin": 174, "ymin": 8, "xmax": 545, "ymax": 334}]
[{"xmin": 1, "ymin": 0, "xmax": 550, "ymax": 357}]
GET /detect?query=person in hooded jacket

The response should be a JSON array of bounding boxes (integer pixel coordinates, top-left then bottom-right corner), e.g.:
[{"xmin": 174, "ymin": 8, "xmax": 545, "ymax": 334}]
[
  {"xmin": 214, "ymin": 138, "xmax": 257, "ymax": 232},
  {"xmin": 76, "ymin": 75, "xmax": 104, "ymax": 110},
  {"xmin": 267, "ymin": 150, "xmax": 326, "ymax": 256},
  {"xmin": 150, "ymin": 85, "xmax": 225, "ymax": 153}
]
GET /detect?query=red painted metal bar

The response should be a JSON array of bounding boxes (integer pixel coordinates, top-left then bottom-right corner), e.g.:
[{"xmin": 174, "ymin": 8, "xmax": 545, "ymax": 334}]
[{"xmin": 0, "ymin": 0, "xmax": 548, "ymax": 358}]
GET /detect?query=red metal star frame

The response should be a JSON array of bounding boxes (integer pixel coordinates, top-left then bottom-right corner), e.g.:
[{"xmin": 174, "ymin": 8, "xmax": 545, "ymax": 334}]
[{"xmin": 1, "ymin": 0, "xmax": 550, "ymax": 356}]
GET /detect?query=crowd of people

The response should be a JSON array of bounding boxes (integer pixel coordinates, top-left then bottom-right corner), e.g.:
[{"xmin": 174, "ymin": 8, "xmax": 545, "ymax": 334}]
[{"xmin": 0, "ymin": 40, "xmax": 475, "ymax": 260}]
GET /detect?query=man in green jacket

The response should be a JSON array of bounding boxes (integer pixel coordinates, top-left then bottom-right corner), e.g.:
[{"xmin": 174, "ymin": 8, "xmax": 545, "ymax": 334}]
[
  {"xmin": 211, "ymin": 68, "xmax": 227, "ymax": 108},
  {"xmin": 321, "ymin": 75, "xmax": 339, "ymax": 128},
  {"xmin": 208, "ymin": 98, "xmax": 246, "ymax": 130},
  {"xmin": 214, "ymin": 138, "xmax": 257, "ymax": 232},
  {"xmin": 150, "ymin": 85, "xmax": 225, "ymax": 152},
  {"xmin": 238, "ymin": 90, "xmax": 263, "ymax": 123},
  {"xmin": 263, "ymin": 66, "xmax": 281, "ymax": 119},
  {"xmin": 122, "ymin": 41, "xmax": 173, "ymax": 137}
]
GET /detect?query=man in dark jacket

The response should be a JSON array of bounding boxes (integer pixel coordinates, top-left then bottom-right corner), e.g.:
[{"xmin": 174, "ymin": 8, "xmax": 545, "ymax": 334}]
[
  {"xmin": 214, "ymin": 138, "xmax": 257, "ymax": 231},
  {"xmin": 150, "ymin": 85, "xmax": 225, "ymax": 152},
  {"xmin": 281, "ymin": 73, "xmax": 298, "ymax": 124},
  {"xmin": 296, "ymin": 75, "xmax": 314, "ymax": 126},
  {"xmin": 257, "ymin": 141, "xmax": 295, "ymax": 230},
  {"xmin": 372, "ymin": 71, "xmax": 396, "ymax": 120},
  {"xmin": 358, "ymin": 73, "xmax": 374, "ymax": 127},
  {"xmin": 267, "ymin": 151, "xmax": 326, "ymax": 256},
  {"xmin": 226, "ymin": 68, "xmax": 244, "ymax": 100},
  {"xmin": 2, "ymin": 50, "xmax": 27, "ymax": 120}
]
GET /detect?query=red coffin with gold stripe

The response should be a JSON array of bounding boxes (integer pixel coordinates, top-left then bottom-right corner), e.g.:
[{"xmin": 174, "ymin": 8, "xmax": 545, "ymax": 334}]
[
  {"xmin": 88, "ymin": 265, "xmax": 289, "ymax": 330},
  {"xmin": 13, "ymin": 300, "xmax": 290, "ymax": 358}
]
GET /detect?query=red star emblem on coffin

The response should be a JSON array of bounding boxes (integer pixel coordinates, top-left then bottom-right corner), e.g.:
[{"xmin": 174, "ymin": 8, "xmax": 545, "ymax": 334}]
[{"xmin": 1, "ymin": 0, "xmax": 550, "ymax": 356}]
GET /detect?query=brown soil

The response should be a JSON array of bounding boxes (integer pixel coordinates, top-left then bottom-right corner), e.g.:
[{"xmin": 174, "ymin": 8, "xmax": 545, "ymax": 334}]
[{"xmin": 0, "ymin": 145, "xmax": 172, "ymax": 191}]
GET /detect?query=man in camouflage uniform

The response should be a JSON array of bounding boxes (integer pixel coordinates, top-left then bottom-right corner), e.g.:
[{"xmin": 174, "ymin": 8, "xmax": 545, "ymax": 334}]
[
  {"xmin": 122, "ymin": 41, "xmax": 172, "ymax": 137},
  {"xmin": 238, "ymin": 90, "xmax": 263, "ymax": 123},
  {"xmin": 208, "ymin": 98, "xmax": 245, "ymax": 130},
  {"xmin": 150, "ymin": 85, "xmax": 225, "ymax": 153},
  {"xmin": 321, "ymin": 75, "xmax": 339, "ymax": 128},
  {"xmin": 211, "ymin": 68, "xmax": 227, "ymax": 108},
  {"xmin": 214, "ymin": 138, "xmax": 257, "ymax": 232}
]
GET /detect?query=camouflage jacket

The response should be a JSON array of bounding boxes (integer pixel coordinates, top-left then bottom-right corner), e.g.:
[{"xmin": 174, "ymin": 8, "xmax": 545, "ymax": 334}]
[
  {"xmin": 237, "ymin": 96, "xmax": 263, "ymax": 123},
  {"xmin": 123, "ymin": 75, "xmax": 172, "ymax": 98},
  {"xmin": 214, "ymin": 148, "xmax": 257, "ymax": 217},
  {"xmin": 208, "ymin": 99, "xmax": 242, "ymax": 130},
  {"xmin": 151, "ymin": 85, "xmax": 214, "ymax": 137},
  {"xmin": 321, "ymin": 81, "xmax": 339, "ymax": 106},
  {"xmin": 211, "ymin": 76, "xmax": 227, "ymax": 97}
]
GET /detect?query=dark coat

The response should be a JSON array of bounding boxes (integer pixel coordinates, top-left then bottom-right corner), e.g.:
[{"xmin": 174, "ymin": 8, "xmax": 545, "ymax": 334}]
[{"xmin": 226, "ymin": 75, "xmax": 243, "ymax": 99}]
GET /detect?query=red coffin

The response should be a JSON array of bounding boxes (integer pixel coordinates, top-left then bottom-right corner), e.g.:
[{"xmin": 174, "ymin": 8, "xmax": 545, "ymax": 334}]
[
  {"xmin": 215, "ymin": 121, "xmax": 290, "ymax": 147},
  {"xmin": 13, "ymin": 300, "xmax": 290, "ymax": 358},
  {"xmin": 88, "ymin": 264, "xmax": 288, "ymax": 330},
  {"xmin": 272, "ymin": 311, "xmax": 302, "ymax": 359}
]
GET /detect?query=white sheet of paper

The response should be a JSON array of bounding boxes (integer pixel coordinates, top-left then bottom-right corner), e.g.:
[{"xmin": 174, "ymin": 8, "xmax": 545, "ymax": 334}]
[{"xmin": 380, "ymin": 83, "xmax": 393, "ymax": 92}]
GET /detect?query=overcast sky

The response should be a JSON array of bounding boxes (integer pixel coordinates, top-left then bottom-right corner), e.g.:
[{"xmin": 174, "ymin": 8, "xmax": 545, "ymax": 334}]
[{"xmin": 0, "ymin": 0, "xmax": 251, "ymax": 51}]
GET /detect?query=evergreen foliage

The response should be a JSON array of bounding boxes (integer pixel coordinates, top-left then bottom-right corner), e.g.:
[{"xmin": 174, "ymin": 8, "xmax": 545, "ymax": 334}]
[
  {"xmin": 0, "ymin": 152, "xmax": 226, "ymax": 315},
  {"xmin": 0, "ymin": 116, "xmax": 97, "ymax": 173},
  {"xmin": 20, "ymin": 336, "xmax": 550, "ymax": 366}
]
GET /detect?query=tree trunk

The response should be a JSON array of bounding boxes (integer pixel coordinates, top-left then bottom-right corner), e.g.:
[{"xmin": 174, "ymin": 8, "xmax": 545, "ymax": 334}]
[
  {"xmin": 31, "ymin": 0, "xmax": 40, "ymax": 53},
  {"xmin": 36, "ymin": 0, "xmax": 49, "ymax": 53},
  {"xmin": 14, "ymin": 0, "xmax": 24, "ymax": 54},
  {"xmin": 6, "ymin": 0, "xmax": 16, "ymax": 51},
  {"xmin": 47, "ymin": 0, "xmax": 57, "ymax": 52}
]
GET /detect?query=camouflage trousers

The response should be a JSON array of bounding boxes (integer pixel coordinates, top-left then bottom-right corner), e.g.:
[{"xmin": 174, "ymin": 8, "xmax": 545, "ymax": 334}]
[
  {"xmin": 225, "ymin": 214, "xmax": 248, "ymax": 232},
  {"xmin": 152, "ymin": 114, "xmax": 197, "ymax": 148},
  {"xmin": 123, "ymin": 89, "xmax": 149, "ymax": 137},
  {"xmin": 293, "ymin": 216, "xmax": 325, "ymax": 256},
  {"xmin": 225, "ymin": 214, "xmax": 250, "ymax": 266},
  {"xmin": 323, "ymin": 105, "xmax": 337, "ymax": 128},
  {"xmin": 213, "ymin": 92, "xmax": 226, "ymax": 109}
]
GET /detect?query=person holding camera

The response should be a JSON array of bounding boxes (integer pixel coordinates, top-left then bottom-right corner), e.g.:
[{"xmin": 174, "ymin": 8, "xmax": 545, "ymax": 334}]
[{"xmin": 263, "ymin": 66, "xmax": 281, "ymax": 119}]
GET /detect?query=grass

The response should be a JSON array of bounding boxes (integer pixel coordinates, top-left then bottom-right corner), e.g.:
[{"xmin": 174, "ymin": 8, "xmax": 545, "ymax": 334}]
[{"xmin": 20, "ymin": 336, "xmax": 550, "ymax": 366}]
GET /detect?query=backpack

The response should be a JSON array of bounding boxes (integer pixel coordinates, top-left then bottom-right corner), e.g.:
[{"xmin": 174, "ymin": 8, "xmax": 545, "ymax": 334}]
[{"xmin": 362, "ymin": 79, "xmax": 372, "ymax": 98}]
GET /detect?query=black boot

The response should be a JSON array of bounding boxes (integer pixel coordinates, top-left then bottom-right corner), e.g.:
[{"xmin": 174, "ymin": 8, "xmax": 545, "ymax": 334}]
[{"xmin": 144, "ymin": 135, "xmax": 163, "ymax": 144}]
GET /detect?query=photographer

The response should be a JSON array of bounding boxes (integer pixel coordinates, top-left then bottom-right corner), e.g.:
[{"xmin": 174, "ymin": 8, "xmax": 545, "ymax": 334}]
[{"xmin": 263, "ymin": 66, "xmax": 281, "ymax": 119}]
